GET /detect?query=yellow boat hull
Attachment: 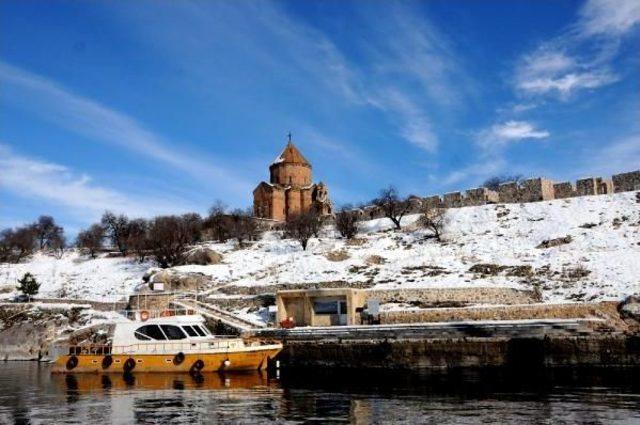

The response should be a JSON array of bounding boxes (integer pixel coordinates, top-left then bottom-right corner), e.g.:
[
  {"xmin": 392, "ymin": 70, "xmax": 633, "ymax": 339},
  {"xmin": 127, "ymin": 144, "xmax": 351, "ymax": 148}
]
[{"xmin": 52, "ymin": 346, "xmax": 282, "ymax": 374}]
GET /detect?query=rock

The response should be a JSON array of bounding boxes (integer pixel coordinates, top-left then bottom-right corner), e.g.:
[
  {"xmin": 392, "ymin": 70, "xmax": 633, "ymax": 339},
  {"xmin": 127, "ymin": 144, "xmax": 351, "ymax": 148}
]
[
  {"xmin": 183, "ymin": 247, "xmax": 223, "ymax": 265},
  {"xmin": 149, "ymin": 270, "xmax": 211, "ymax": 291},
  {"xmin": 536, "ymin": 235, "xmax": 572, "ymax": 249},
  {"xmin": 469, "ymin": 263, "xmax": 506, "ymax": 276},
  {"xmin": 505, "ymin": 265, "xmax": 533, "ymax": 277},
  {"xmin": 365, "ymin": 255, "xmax": 386, "ymax": 265},
  {"xmin": 325, "ymin": 249, "xmax": 350, "ymax": 262},
  {"xmin": 346, "ymin": 238, "xmax": 367, "ymax": 246},
  {"xmin": 619, "ymin": 295, "xmax": 640, "ymax": 322}
]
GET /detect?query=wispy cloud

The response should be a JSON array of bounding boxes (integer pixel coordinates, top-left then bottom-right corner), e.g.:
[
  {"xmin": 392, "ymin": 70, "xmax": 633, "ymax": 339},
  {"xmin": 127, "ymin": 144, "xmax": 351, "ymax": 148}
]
[
  {"xmin": 576, "ymin": 0, "xmax": 640, "ymax": 37},
  {"xmin": 514, "ymin": 0, "xmax": 639, "ymax": 100},
  {"xmin": 0, "ymin": 144, "xmax": 195, "ymax": 222},
  {"xmin": 115, "ymin": 2, "xmax": 471, "ymax": 154},
  {"xmin": 0, "ymin": 61, "xmax": 252, "ymax": 196},
  {"xmin": 476, "ymin": 121, "xmax": 550, "ymax": 150}
]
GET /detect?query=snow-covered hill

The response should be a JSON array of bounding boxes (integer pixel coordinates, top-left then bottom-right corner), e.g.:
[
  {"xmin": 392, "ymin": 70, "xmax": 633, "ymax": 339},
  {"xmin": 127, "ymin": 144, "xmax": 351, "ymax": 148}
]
[{"xmin": 1, "ymin": 192, "xmax": 638, "ymax": 303}]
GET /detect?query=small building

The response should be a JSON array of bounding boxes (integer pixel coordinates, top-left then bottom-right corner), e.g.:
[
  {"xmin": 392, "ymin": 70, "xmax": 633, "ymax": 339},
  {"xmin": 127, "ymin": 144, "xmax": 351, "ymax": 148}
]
[{"xmin": 275, "ymin": 288, "xmax": 368, "ymax": 327}]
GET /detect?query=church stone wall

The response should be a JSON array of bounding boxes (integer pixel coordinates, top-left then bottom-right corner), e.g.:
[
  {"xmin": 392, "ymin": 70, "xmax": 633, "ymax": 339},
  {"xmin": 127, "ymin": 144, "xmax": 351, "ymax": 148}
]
[
  {"xmin": 271, "ymin": 189, "xmax": 286, "ymax": 221},
  {"xmin": 270, "ymin": 163, "xmax": 311, "ymax": 186}
]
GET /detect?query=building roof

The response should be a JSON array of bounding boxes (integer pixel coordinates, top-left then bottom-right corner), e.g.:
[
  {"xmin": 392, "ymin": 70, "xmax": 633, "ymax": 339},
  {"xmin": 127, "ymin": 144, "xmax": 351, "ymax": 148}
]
[{"xmin": 271, "ymin": 140, "xmax": 311, "ymax": 167}]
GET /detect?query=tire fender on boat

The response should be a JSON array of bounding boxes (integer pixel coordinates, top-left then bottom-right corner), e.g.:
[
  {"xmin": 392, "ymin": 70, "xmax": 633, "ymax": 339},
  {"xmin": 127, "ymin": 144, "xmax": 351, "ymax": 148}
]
[
  {"xmin": 190, "ymin": 359, "xmax": 204, "ymax": 374},
  {"xmin": 66, "ymin": 355, "xmax": 79, "ymax": 370},
  {"xmin": 123, "ymin": 358, "xmax": 136, "ymax": 373},
  {"xmin": 173, "ymin": 352, "xmax": 185, "ymax": 365},
  {"xmin": 140, "ymin": 311, "xmax": 150, "ymax": 321},
  {"xmin": 102, "ymin": 355, "xmax": 113, "ymax": 370}
]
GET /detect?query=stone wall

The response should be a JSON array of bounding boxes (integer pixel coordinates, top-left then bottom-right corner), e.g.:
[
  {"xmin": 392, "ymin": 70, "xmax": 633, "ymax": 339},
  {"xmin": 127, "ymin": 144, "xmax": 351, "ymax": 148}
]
[
  {"xmin": 349, "ymin": 169, "xmax": 638, "ymax": 218},
  {"xmin": 380, "ymin": 301, "xmax": 624, "ymax": 328},
  {"xmin": 499, "ymin": 178, "xmax": 555, "ymax": 203},
  {"xmin": 576, "ymin": 178, "xmax": 597, "ymax": 196},
  {"xmin": 613, "ymin": 170, "xmax": 640, "ymax": 192},
  {"xmin": 366, "ymin": 287, "xmax": 536, "ymax": 306},
  {"xmin": 465, "ymin": 187, "xmax": 499, "ymax": 206},
  {"xmin": 553, "ymin": 182, "xmax": 576, "ymax": 199},
  {"xmin": 497, "ymin": 182, "xmax": 520, "ymax": 203},
  {"xmin": 443, "ymin": 192, "xmax": 464, "ymax": 208}
]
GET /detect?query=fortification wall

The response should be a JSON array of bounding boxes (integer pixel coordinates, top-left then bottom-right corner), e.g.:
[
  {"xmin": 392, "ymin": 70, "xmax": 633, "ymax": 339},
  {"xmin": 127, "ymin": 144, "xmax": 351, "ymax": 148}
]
[
  {"xmin": 613, "ymin": 170, "xmax": 640, "ymax": 192},
  {"xmin": 349, "ymin": 169, "xmax": 638, "ymax": 219}
]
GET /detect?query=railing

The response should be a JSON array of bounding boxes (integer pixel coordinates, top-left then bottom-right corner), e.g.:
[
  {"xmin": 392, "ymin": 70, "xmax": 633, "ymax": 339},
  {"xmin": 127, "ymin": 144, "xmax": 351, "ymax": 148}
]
[
  {"xmin": 122, "ymin": 307, "xmax": 197, "ymax": 321},
  {"xmin": 64, "ymin": 339, "xmax": 246, "ymax": 356}
]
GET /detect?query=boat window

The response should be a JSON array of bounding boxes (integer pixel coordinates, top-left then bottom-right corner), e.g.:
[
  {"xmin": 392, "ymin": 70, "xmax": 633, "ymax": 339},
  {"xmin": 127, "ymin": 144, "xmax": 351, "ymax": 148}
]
[
  {"xmin": 135, "ymin": 325, "xmax": 166, "ymax": 340},
  {"xmin": 160, "ymin": 325, "xmax": 186, "ymax": 340},
  {"xmin": 193, "ymin": 326, "xmax": 206, "ymax": 337},
  {"xmin": 199, "ymin": 326, "xmax": 211, "ymax": 335},
  {"xmin": 182, "ymin": 325, "xmax": 198, "ymax": 337},
  {"xmin": 134, "ymin": 331, "xmax": 151, "ymax": 341}
]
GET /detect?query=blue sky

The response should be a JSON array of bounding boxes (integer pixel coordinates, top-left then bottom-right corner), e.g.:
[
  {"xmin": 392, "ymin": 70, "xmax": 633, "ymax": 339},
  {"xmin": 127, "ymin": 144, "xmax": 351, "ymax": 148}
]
[{"xmin": 1, "ymin": 0, "xmax": 639, "ymax": 235}]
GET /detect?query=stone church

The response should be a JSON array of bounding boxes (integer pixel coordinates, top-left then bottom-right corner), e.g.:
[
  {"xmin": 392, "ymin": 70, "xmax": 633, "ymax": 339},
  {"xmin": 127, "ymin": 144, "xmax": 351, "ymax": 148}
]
[{"xmin": 253, "ymin": 138, "xmax": 332, "ymax": 221}]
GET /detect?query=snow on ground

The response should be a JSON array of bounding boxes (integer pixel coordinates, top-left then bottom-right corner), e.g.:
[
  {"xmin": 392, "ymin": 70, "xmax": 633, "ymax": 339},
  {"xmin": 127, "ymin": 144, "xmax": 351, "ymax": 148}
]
[
  {"xmin": 177, "ymin": 192, "xmax": 640, "ymax": 303},
  {"xmin": 0, "ymin": 192, "xmax": 638, "ymax": 303},
  {"xmin": 0, "ymin": 251, "xmax": 150, "ymax": 301}
]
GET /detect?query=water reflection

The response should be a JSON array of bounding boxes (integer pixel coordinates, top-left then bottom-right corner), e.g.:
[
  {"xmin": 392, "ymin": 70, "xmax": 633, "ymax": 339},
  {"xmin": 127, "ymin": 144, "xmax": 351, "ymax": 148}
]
[
  {"xmin": 51, "ymin": 370, "xmax": 273, "ymax": 393},
  {"xmin": 1, "ymin": 363, "xmax": 640, "ymax": 424}
]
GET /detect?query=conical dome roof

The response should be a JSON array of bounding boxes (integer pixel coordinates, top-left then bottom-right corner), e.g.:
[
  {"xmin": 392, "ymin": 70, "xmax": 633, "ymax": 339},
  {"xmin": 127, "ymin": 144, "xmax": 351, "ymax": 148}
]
[{"xmin": 271, "ymin": 140, "xmax": 310, "ymax": 167}]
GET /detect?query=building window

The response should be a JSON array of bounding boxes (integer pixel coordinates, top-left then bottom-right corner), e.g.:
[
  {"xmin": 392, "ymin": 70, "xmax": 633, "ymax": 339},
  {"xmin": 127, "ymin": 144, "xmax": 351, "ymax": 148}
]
[{"xmin": 313, "ymin": 301, "xmax": 339, "ymax": 315}]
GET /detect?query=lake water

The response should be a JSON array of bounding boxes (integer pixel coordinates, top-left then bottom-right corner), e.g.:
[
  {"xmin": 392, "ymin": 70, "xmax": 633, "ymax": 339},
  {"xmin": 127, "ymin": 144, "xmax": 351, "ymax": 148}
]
[{"xmin": 1, "ymin": 363, "xmax": 639, "ymax": 424}]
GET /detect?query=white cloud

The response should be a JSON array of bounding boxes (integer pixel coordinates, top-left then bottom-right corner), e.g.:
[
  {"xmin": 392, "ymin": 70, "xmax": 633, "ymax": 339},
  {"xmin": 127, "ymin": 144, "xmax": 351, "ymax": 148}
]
[
  {"xmin": 0, "ymin": 144, "xmax": 194, "ymax": 221},
  {"xmin": 514, "ymin": 0, "xmax": 638, "ymax": 99},
  {"xmin": 0, "ymin": 61, "xmax": 252, "ymax": 196},
  {"xmin": 477, "ymin": 121, "xmax": 550, "ymax": 149},
  {"xmin": 114, "ymin": 2, "xmax": 458, "ymax": 154},
  {"xmin": 519, "ymin": 71, "xmax": 618, "ymax": 96},
  {"xmin": 577, "ymin": 0, "xmax": 640, "ymax": 37}
]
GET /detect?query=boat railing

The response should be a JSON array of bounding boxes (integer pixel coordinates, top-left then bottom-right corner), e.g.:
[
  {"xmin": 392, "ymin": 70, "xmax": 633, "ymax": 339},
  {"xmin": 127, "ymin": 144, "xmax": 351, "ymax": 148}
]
[
  {"xmin": 64, "ymin": 339, "xmax": 245, "ymax": 356},
  {"xmin": 121, "ymin": 307, "xmax": 198, "ymax": 321}
]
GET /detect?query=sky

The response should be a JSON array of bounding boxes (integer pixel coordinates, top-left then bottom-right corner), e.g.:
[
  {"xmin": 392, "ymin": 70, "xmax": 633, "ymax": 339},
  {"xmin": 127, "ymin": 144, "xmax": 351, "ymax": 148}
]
[{"xmin": 1, "ymin": 0, "xmax": 639, "ymax": 236}]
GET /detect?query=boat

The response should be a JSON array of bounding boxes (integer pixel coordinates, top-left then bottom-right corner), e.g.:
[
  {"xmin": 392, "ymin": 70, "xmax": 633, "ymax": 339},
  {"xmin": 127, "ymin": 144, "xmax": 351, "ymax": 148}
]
[{"xmin": 51, "ymin": 311, "xmax": 282, "ymax": 374}]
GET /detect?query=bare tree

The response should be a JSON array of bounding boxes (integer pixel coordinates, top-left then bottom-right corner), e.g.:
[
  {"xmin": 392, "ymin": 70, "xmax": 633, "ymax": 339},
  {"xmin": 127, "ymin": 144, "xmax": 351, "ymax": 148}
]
[
  {"xmin": 101, "ymin": 211, "xmax": 130, "ymax": 255},
  {"xmin": 76, "ymin": 224, "xmax": 104, "ymax": 259},
  {"xmin": 335, "ymin": 205, "xmax": 359, "ymax": 239},
  {"xmin": 418, "ymin": 203, "xmax": 448, "ymax": 241},
  {"xmin": 229, "ymin": 209, "xmax": 260, "ymax": 247},
  {"xmin": 49, "ymin": 232, "xmax": 66, "ymax": 259},
  {"xmin": 126, "ymin": 219, "xmax": 150, "ymax": 263},
  {"xmin": 285, "ymin": 212, "xmax": 316, "ymax": 250},
  {"xmin": 482, "ymin": 174, "xmax": 523, "ymax": 191},
  {"xmin": 372, "ymin": 186, "xmax": 412, "ymax": 230},
  {"xmin": 308, "ymin": 209, "xmax": 324, "ymax": 238},
  {"xmin": 33, "ymin": 216, "xmax": 63, "ymax": 250},
  {"xmin": 181, "ymin": 213, "xmax": 203, "ymax": 244},
  {"xmin": 204, "ymin": 200, "xmax": 231, "ymax": 242},
  {"xmin": 7, "ymin": 226, "xmax": 37, "ymax": 262},
  {"xmin": 147, "ymin": 215, "xmax": 191, "ymax": 268}
]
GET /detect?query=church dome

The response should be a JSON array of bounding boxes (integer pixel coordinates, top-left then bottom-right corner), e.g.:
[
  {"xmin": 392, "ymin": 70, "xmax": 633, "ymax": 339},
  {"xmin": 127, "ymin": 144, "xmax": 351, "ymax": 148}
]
[{"xmin": 271, "ymin": 140, "xmax": 311, "ymax": 167}]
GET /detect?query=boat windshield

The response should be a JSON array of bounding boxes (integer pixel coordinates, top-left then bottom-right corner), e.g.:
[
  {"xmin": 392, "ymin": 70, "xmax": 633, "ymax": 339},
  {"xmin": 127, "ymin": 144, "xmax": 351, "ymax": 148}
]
[
  {"xmin": 134, "ymin": 325, "xmax": 166, "ymax": 341},
  {"xmin": 160, "ymin": 325, "xmax": 186, "ymax": 340}
]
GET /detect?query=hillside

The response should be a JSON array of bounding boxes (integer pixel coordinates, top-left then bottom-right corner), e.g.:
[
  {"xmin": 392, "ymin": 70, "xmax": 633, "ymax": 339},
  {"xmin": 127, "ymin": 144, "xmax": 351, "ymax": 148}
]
[{"xmin": 1, "ymin": 192, "xmax": 638, "ymax": 304}]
